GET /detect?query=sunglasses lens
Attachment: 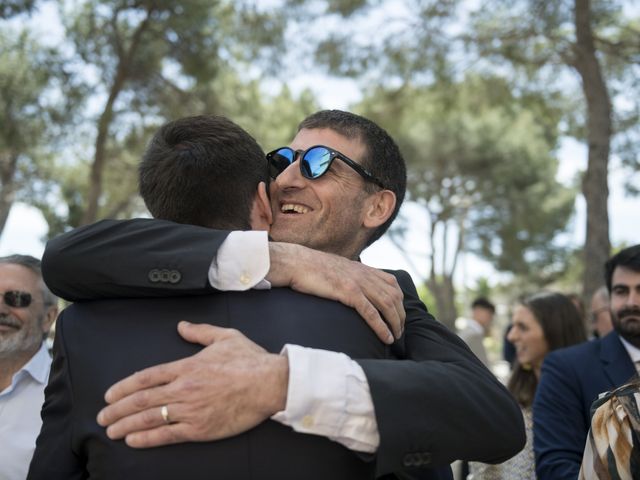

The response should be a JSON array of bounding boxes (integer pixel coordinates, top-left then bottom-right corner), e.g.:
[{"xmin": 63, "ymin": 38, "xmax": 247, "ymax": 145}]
[
  {"xmin": 302, "ymin": 147, "xmax": 331, "ymax": 179},
  {"xmin": 269, "ymin": 148, "xmax": 295, "ymax": 178},
  {"xmin": 4, "ymin": 291, "xmax": 32, "ymax": 308}
]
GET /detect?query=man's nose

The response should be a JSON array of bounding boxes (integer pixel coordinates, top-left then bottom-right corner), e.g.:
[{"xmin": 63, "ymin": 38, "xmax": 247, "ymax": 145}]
[
  {"xmin": 627, "ymin": 289, "xmax": 640, "ymax": 307},
  {"xmin": 274, "ymin": 159, "xmax": 307, "ymax": 189}
]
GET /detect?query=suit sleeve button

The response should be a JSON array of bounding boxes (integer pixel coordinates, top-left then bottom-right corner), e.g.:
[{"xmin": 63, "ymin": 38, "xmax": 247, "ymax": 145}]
[
  {"xmin": 148, "ymin": 269, "xmax": 160, "ymax": 282},
  {"xmin": 420, "ymin": 452, "xmax": 431, "ymax": 465},
  {"xmin": 402, "ymin": 453, "xmax": 415, "ymax": 467},
  {"xmin": 169, "ymin": 270, "xmax": 181, "ymax": 284},
  {"xmin": 160, "ymin": 269, "xmax": 170, "ymax": 282}
]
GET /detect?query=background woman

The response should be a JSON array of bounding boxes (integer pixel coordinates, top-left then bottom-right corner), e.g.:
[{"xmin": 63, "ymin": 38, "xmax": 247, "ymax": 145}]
[{"xmin": 469, "ymin": 291, "xmax": 587, "ymax": 479}]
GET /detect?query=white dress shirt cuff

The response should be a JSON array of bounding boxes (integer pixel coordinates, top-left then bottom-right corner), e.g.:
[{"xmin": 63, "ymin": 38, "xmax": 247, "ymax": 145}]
[
  {"xmin": 271, "ymin": 344, "xmax": 380, "ymax": 453},
  {"xmin": 208, "ymin": 231, "xmax": 270, "ymax": 290}
]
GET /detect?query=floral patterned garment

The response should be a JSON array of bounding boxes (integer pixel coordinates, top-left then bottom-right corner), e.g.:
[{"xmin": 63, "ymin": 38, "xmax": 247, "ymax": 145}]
[
  {"xmin": 579, "ymin": 382, "xmax": 640, "ymax": 480},
  {"xmin": 468, "ymin": 407, "xmax": 535, "ymax": 480}
]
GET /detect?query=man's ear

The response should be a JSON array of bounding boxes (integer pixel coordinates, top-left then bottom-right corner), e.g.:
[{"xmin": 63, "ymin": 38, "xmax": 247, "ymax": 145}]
[
  {"xmin": 363, "ymin": 190, "xmax": 396, "ymax": 229},
  {"xmin": 249, "ymin": 181, "xmax": 273, "ymax": 231},
  {"xmin": 41, "ymin": 303, "xmax": 58, "ymax": 336}
]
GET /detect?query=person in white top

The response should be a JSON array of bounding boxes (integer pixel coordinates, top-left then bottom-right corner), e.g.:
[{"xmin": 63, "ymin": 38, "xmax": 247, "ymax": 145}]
[
  {"xmin": 0, "ymin": 255, "xmax": 58, "ymax": 480},
  {"xmin": 458, "ymin": 297, "xmax": 495, "ymax": 368}
]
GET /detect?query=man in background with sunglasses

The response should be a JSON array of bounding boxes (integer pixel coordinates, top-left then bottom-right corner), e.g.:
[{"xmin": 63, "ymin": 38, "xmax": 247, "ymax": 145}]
[
  {"xmin": 40, "ymin": 110, "xmax": 524, "ymax": 478},
  {"xmin": 0, "ymin": 255, "xmax": 58, "ymax": 480}
]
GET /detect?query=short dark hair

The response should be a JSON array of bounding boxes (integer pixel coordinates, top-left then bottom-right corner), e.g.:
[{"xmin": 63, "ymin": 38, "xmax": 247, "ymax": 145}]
[
  {"xmin": 139, "ymin": 115, "xmax": 269, "ymax": 230},
  {"xmin": 508, "ymin": 292, "xmax": 586, "ymax": 407},
  {"xmin": 471, "ymin": 297, "xmax": 495, "ymax": 313},
  {"xmin": 0, "ymin": 254, "xmax": 57, "ymax": 306},
  {"xmin": 605, "ymin": 245, "xmax": 640, "ymax": 293},
  {"xmin": 298, "ymin": 110, "xmax": 406, "ymax": 246}
]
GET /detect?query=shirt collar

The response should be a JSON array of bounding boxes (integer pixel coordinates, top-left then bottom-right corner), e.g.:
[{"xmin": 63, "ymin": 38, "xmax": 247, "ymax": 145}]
[
  {"xmin": 466, "ymin": 318, "xmax": 485, "ymax": 335},
  {"xmin": 0, "ymin": 342, "xmax": 51, "ymax": 397},
  {"xmin": 619, "ymin": 335, "xmax": 640, "ymax": 364},
  {"xmin": 19, "ymin": 342, "xmax": 52, "ymax": 385}
]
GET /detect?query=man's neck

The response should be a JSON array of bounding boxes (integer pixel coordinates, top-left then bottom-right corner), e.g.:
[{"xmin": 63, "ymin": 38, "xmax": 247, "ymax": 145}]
[{"xmin": 0, "ymin": 347, "xmax": 39, "ymax": 391}]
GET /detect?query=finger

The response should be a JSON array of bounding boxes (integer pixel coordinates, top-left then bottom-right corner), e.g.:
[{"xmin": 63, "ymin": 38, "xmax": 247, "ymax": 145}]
[
  {"xmin": 125, "ymin": 423, "xmax": 194, "ymax": 448},
  {"xmin": 104, "ymin": 403, "xmax": 182, "ymax": 440},
  {"xmin": 372, "ymin": 272, "xmax": 405, "ymax": 338},
  {"xmin": 352, "ymin": 295, "xmax": 394, "ymax": 344},
  {"xmin": 385, "ymin": 286, "xmax": 406, "ymax": 339},
  {"xmin": 104, "ymin": 361, "xmax": 180, "ymax": 404},
  {"xmin": 177, "ymin": 321, "xmax": 229, "ymax": 346},
  {"xmin": 99, "ymin": 381, "xmax": 178, "ymax": 426},
  {"xmin": 356, "ymin": 270, "xmax": 402, "ymax": 339},
  {"xmin": 370, "ymin": 286, "xmax": 402, "ymax": 339}
]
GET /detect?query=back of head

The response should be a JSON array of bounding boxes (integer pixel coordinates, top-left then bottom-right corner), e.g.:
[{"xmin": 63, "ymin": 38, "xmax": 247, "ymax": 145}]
[
  {"xmin": 605, "ymin": 245, "xmax": 640, "ymax": 293},
  {"xmin": 139, "ymin": 115, "xmax": 268, "ymax": 230},
  {"xmin": 298, "ymin": 110, "xmax": 407, "ymax": 245}
]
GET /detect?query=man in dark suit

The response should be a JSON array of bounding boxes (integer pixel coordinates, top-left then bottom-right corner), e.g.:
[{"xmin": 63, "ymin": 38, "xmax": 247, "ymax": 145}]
[
  {"xmin": 38, "ymin": 111, "xmax": 525, "ymax": 478},
  {"xmin": 533, "ymin": 244, "xmax": 640, "ymax": 479}
]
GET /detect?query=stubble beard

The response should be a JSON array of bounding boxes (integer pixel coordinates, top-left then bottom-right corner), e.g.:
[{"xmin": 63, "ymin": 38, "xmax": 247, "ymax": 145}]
[
  {"xmin": 613, "ymin": 307, "xmax": 640, "ymax": 348},
  {"xmin": 0, "ymin": 313, "xmax": 44, "ymax": 359}
]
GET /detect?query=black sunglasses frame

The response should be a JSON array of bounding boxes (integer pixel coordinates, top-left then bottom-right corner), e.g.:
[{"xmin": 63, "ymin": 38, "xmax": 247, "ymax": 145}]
[
  {"xmin": 1, "ymin": 290, "xmax": 33, "ymax": 308},
  {"xmin": 266, "ymin": 145, "xmax": 386, "ymax": 189}
]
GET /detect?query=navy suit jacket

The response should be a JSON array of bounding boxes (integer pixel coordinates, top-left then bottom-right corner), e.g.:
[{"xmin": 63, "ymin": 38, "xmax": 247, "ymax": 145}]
[
  {"xmin": 533, "ymin": 331, "xmax": 636, "ymax": 479},
  {"xmin": 29, "ymin": 291, "xmax": 393, "ymax": 479}
]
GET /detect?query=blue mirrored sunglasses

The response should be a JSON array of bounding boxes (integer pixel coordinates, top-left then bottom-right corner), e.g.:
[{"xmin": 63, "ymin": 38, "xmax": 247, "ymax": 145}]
[{"xmin": 266, "ymin": 145, "xmax": 385, "ymax": 189}]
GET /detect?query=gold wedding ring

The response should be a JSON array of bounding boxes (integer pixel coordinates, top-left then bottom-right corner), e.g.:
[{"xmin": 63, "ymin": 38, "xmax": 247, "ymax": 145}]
[{"xmin": 160, "ymin": 405, "xmax": 171, "ymax": 424}]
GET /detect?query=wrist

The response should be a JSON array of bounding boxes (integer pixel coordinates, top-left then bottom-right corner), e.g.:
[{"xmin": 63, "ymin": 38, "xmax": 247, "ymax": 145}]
[
  {"xmin": 262, "ymin": 353, "xmax": 289, "ymax": 415},
  {"xmin": 266, "ymin": 242, "xmax": 299, "ymax": 287}
]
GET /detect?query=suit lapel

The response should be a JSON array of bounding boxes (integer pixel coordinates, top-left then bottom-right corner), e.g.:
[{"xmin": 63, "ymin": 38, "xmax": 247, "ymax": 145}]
[{"xmin": 600, "ymin": 332, "xmax": 637, "ymax": 387}]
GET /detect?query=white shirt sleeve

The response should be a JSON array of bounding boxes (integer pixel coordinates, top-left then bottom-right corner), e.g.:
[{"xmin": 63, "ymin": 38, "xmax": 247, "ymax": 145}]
[
  {"xmin": 271, "ymin": 344, "xmax": 380, "ymax": 453},
  {"xmin": 209, "ymin": 232, "xmax": 379, "ymax": 451},
  {"xmin": 208, "ymin": 231, "xmax": 271, "ymax": 290}
]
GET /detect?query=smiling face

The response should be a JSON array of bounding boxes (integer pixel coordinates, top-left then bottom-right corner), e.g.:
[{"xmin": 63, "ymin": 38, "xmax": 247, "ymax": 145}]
[
  {"xmin": 507, "ymin": 305, "xmax": 549, "ymax": 374},
  {"xmin": 610, "ymin": 266, "xmax": 640, "ymax": 347},
  {"xmin": 0, "ymin": 263, "xmax": 54, "ymax": 360},
  {"xmin": 269, "ymin": 128, "xmax": 376, "ymax": 259}
]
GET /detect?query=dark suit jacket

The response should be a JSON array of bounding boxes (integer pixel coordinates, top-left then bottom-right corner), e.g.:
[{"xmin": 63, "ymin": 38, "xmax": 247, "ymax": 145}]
[
  {"xmin": 29, "ymin": 290, "xmax": 391, "ymax": 479},
  {"xmin": 533, "ymin": 331, "xmax": 636, "ymax": 479},
  {"xmin": 40, "ymin": 218, "xmax": 525, "ymax": 477}
]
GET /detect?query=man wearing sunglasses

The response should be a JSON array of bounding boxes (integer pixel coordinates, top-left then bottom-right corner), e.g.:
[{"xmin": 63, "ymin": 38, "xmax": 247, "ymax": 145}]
[
  {"xmin": 31, "ymin": 115, "xmax": 406, "ymax": 479},
  {"xmin": 0, "ymin": 255, "xmax": 58, "ymax": 480},
  {"xmin": 39, "ymin": 111, "xmax": 525, "ymax": 478}
]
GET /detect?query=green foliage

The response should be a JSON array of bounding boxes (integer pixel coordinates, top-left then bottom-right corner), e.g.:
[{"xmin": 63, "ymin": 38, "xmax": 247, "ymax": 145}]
[
  {"xmin": 313, "ymin": 1, "xmax": 457, "ymax": 81},
  {"xmin": 358, "ymin": 74, "xmax": 576, "ymax": 285},
  {"xmin": 1, "ymin": 0, "xmax": 38, "ymax": 18},
  {"xmin": 472, "ymin": 277, "xmax": 492, "ymax": 300},
  {"xmin": 0, "ymin": 24, "xmax": 83, "ymax": 235},
  {"xmin": 22, "ymin": 0, "xmax": 304, "ymax": 231},
  {"xmin": 469, "ymin": 0, "xmax": 640, "ymax": 179},
  {"xmin": 416, "ymin": 282, "xmax": 439, "ymax": 320}
]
